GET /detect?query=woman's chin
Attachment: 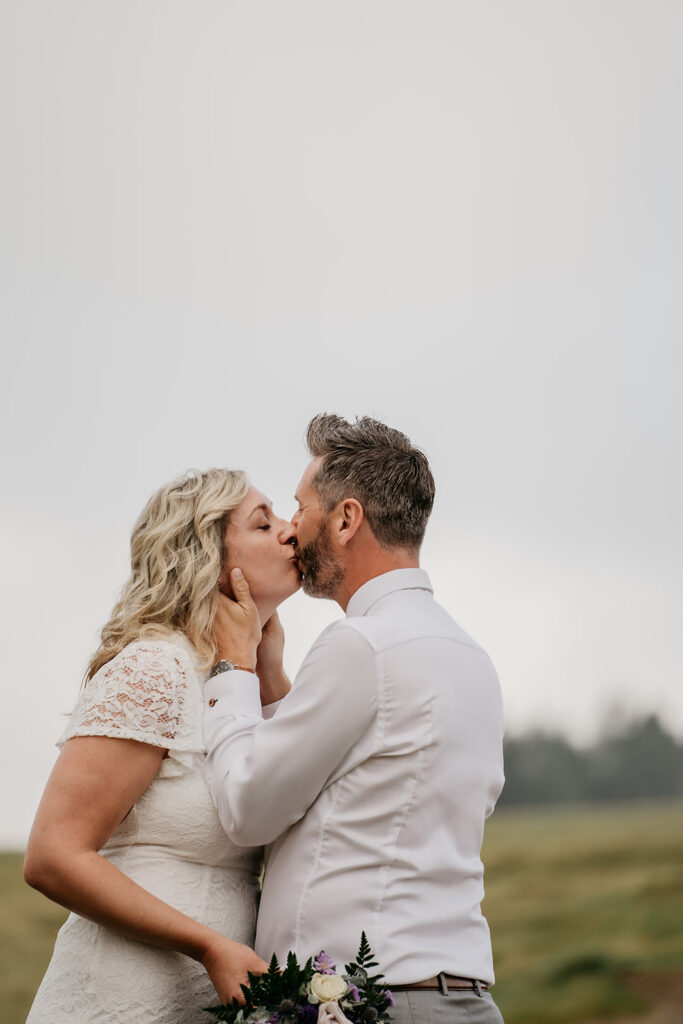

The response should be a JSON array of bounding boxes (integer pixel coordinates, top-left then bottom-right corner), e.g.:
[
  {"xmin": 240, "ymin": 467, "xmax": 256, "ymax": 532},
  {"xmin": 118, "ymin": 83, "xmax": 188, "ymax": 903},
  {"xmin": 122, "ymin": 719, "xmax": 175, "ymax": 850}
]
[
  {"xmin": 286, "ymin": 562, "xmax": 304, "ymax": 595},
  {"xmin": 283, "ymin": 574, "xmax": 303, "ymax": 600}
]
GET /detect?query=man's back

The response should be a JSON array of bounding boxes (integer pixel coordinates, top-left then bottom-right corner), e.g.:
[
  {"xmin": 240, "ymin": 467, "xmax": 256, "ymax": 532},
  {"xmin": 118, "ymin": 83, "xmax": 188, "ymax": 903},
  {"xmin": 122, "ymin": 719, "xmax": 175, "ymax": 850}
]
[{"xmin": 256, "ymin": 568, "xmax": 504, "ymax": 984}]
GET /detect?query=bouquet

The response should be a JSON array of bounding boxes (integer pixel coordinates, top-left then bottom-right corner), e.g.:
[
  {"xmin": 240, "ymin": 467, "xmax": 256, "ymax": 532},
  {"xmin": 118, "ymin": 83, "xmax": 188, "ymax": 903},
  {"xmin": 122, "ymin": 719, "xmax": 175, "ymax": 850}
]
[{"xmin": 206, "ymin": 932, "xmax": 394, "ymax": 1024}]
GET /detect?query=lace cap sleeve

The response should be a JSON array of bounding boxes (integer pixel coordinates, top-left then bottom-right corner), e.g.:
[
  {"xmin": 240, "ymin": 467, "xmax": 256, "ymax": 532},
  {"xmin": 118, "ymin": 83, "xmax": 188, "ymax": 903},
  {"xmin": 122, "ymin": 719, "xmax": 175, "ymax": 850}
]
[{"xmin": 58, "ymin": 641, "xmax": 203, "ymax": 752}]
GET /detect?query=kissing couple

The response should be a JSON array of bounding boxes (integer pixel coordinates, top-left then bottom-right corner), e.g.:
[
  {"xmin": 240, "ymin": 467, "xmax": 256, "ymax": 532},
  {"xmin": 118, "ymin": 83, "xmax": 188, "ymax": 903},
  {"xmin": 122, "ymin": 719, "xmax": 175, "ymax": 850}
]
[{"xmin": 25, "ymin": 413, "xmax": 505, "ymax": 1024}]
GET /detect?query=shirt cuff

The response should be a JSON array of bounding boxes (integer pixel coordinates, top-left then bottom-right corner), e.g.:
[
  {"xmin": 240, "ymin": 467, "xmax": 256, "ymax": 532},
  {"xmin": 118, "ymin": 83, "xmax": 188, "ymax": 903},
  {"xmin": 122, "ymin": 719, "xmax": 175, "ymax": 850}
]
[
  {"xmin": 262, "ymin": 698, "xmax": 283, "ymax": 720},
  {"xmin": 205, "ymin": 670, "xmax": 262, "ymax": 718}
]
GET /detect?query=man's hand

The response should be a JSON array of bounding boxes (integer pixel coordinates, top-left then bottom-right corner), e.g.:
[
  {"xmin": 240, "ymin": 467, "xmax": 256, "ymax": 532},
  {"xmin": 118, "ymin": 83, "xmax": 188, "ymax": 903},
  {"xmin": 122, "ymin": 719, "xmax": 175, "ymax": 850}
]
[
  {"xmin": 212, "ymin": 568, "xmax": 261, "ymax": 670},
  {"xmin": 256, "ymin": 612, "xmax": 291, "ymax": 705},
  {"xmin": 201, "ymin": 934, "xmax": 268, "ymax": 1005}
]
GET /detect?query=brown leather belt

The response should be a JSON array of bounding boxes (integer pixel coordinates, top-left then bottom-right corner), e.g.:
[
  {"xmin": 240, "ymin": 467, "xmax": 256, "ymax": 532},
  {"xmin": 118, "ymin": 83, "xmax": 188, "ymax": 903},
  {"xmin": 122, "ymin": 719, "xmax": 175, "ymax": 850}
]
[{"xmin": 391, "ymin": 973, "xmax": 488, "ymax": 996}]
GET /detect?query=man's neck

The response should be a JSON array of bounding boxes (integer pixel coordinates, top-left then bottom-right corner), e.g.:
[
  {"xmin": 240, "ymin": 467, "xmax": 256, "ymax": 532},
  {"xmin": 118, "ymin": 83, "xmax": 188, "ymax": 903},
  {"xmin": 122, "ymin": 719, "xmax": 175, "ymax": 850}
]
[{"xmin": 336, "ymin": 550, "xmax": 420, "ymax": 612}]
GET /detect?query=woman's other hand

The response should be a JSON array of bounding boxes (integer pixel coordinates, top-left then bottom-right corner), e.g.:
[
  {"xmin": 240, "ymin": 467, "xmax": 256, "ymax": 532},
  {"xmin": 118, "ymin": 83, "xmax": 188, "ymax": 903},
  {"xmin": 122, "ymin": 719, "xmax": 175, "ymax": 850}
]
[
  {"xmin": 201, "ymin": 935, "xmax": 268, "ymax": 1005},
  {"xmin": 213, "ymin": 568, "xmax": 262, "ymax": 670},
  {"xmin": 256, "ymin": 612, "xmax": 291, "ymax": 705}
]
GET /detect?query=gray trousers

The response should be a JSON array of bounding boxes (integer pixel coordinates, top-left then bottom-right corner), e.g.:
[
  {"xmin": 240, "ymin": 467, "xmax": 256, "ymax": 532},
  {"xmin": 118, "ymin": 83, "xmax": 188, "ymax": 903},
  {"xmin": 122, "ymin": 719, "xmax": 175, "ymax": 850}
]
[{"xmin": 390, "ymin": 989, "xmax": 504, "ymax": 1024}]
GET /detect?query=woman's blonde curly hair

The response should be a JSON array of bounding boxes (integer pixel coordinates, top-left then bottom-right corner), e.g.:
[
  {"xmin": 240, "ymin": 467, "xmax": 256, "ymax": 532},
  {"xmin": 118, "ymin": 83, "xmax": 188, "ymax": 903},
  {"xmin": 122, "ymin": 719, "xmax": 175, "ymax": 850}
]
[{"xmin": 86, "ymin": 468, "xmax": 249, "ymax": 681}]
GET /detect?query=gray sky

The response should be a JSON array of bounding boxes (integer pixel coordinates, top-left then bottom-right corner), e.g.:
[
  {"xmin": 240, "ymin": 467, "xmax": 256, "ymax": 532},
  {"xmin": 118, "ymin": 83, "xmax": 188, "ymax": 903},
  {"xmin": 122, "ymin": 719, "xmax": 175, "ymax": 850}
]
[{"xmin": 2, "ymin": 1, "xmax": 682, "ymax": 846}]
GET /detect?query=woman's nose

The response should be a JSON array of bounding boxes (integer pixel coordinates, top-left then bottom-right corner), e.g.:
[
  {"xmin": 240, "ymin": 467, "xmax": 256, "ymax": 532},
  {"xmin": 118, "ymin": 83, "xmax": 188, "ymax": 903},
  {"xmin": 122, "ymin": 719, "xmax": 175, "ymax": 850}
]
[{"xmin": 278, "ymin": 518, "xmax": 297, "ymax": 545}]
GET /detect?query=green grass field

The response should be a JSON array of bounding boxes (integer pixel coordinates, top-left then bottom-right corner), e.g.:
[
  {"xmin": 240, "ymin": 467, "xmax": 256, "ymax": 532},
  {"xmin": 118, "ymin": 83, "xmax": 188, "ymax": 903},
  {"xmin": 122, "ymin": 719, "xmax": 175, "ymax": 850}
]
[
  {"xmin": 2, "ymin": 801, "xmax": 682, "ymax": 1024},
  {"xmin": 481, "ymin": 800, "xmax": 683, "ymax": 1022}
]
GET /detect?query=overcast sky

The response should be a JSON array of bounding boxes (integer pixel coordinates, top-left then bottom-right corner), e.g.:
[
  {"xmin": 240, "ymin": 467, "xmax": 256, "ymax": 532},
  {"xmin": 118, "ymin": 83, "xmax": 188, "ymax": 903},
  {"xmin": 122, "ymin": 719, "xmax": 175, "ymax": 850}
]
[{"xmin": 2, "ymin": 1, "xmax": 682, "ymax": 846}]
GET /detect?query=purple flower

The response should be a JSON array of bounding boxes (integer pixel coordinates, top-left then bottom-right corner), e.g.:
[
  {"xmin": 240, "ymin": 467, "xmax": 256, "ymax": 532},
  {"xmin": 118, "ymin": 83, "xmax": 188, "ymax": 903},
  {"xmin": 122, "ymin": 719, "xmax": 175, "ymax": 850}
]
[
  {"xmin": 382, "ymin": 990, "xmax": 395, "ymax": 1008},
  {"xmin": 347, "ymin": 985, "xmax": 360, "ymax": 1003},
  {"xmin": 299, "ymin": 1004, "xmax": 319, "ymax": 1024},
  {"xmin": 312, "ymin": 951, "xmax": 337, "ymax": 975}
]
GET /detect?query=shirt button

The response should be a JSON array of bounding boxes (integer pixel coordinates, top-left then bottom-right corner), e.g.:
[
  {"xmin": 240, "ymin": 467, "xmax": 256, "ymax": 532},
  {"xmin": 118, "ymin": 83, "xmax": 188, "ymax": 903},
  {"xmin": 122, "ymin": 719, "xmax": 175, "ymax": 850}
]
[{"xmin": 208, "ymin": 698, "xmax": 218, "ymax": 707}]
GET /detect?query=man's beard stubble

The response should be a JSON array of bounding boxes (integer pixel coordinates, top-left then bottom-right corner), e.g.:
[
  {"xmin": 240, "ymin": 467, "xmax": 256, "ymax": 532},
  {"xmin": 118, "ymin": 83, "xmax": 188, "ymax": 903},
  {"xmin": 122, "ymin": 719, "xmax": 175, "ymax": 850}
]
[{"xmin": 297, "ymin": 517, "xmax": 344, "ymax": 599}]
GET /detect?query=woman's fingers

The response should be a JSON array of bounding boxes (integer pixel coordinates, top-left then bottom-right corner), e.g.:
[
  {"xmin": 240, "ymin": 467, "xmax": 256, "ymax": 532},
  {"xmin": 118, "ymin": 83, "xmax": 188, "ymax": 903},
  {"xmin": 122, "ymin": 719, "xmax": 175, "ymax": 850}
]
[{"xmin": 203, "ymin": 936, "xmax": 268, "ymax": 1005}]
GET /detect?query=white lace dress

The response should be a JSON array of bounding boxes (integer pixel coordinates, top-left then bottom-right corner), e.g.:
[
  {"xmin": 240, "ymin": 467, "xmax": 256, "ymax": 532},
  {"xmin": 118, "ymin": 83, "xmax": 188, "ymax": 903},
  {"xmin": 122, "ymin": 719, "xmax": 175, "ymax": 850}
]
[{"xmin": 26, "ymin": 637, "xmax": 261, "ymax": 1024}]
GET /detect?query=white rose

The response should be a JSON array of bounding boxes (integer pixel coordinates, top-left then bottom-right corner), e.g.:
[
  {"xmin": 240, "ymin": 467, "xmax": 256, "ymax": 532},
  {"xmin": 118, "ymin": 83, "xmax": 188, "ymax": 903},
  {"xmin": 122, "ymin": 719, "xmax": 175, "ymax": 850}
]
[{"xmin": 309, "ymin": 973, "xmax": 349, "ymax": 1004}]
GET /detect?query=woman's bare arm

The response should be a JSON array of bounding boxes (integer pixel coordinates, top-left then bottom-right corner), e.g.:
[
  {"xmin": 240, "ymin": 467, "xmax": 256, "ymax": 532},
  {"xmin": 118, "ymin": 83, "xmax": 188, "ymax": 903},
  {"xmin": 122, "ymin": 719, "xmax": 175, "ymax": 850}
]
[{"xmin": 24, "ymin": 735, "xmax": 266, "ymax": 1003}]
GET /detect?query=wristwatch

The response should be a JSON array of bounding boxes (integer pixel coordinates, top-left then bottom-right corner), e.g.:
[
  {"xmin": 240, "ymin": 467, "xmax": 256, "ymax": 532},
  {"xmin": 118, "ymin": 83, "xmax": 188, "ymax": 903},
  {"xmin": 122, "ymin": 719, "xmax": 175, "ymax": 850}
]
[{"xmin": 209, "ymin": 659, "xmax": 256, "ymax": 677}]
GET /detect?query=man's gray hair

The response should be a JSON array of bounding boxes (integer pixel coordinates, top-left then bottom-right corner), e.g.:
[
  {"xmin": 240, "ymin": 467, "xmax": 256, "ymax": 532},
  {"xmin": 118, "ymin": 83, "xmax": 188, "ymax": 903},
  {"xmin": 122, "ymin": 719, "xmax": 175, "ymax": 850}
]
[{"xmin": 305, "ymin": 414, "xmax": 435, "ymax": 550}]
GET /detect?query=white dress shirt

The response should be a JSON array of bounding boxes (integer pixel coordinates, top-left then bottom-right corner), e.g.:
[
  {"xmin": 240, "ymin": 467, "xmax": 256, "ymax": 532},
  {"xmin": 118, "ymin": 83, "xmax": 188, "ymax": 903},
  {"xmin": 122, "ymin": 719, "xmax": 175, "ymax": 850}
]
[{"xmin": 204, "ymin": 569, "xmax": 504, "ymax": 985}]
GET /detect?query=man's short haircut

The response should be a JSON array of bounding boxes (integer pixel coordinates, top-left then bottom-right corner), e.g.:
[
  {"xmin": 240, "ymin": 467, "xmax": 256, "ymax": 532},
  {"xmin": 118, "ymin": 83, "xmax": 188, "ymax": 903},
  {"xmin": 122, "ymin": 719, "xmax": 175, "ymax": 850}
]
[{"xmin": 305, "ymin": 413, "xmax": 435, "ymax": 550}]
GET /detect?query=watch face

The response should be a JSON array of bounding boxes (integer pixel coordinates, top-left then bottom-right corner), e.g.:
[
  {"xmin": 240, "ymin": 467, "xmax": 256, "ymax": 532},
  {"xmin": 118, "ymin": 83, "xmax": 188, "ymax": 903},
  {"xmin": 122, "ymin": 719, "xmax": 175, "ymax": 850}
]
[{"xmin": 211, "ymin": 659, "xmax": 236, "ymax": 677}]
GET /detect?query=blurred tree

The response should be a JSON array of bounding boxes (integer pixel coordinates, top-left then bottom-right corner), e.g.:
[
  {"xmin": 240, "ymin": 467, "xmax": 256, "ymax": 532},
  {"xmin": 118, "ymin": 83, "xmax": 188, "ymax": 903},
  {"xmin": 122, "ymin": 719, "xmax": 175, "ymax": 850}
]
[
  {"xmin": 499, "ymin": 714, "xmax": 683, "ymax": 805},
  {"xmin": 499, "ymin": 733, "xmax": 587, "ymax": 805},
  {"xmin": 586, "ymin": 714, "xmax": 683, "ymax": 800}
]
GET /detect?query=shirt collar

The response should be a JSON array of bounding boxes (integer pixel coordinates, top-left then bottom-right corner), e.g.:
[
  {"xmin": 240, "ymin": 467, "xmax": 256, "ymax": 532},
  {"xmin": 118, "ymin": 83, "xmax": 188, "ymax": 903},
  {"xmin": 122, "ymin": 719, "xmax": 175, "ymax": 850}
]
[{"xmin": 345, "ymin": 568, "xmax": 433, "ymax": 618}]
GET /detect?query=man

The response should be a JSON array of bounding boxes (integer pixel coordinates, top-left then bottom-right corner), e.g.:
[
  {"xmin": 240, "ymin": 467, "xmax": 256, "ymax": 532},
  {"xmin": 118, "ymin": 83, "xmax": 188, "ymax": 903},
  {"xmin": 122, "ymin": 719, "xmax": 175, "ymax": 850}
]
[{"xmin": 203, "ymin": 414, "xmax": 505, "ymax": 1024}]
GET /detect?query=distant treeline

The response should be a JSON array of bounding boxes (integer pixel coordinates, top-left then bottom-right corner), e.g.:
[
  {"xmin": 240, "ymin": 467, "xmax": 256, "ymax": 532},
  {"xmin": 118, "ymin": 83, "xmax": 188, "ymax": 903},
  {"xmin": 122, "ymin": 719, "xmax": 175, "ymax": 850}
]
[{"xmin": 499, "ymin": 714, "xmax": 683, "ymax": 805}]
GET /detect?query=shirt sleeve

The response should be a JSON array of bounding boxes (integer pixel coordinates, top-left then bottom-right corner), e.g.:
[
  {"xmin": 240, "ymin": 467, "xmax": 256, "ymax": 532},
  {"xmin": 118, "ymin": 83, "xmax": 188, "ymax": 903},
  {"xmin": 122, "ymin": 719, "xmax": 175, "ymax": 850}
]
[
  {"xmin": 203, "ymin": 621, "xmax": 377, "ymax": 846},
  {"xmin": 59, "ymin": 641, "xmax": 202, "ymax": 752}
]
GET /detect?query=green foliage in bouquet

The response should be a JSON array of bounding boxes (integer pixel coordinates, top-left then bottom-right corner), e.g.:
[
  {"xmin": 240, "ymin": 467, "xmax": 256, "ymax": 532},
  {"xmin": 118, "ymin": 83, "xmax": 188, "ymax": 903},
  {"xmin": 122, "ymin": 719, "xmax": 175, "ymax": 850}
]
[
  {"xmin": 205, "ymin": 950, "xmax": 314, "ymax": 1023},
  {"xmin": 205, "ymin": 933, "xmax": 394, "ymax": 1024},
  {"xmin": 343, "ymin": 932, "xmax": 393, "ymax": 1023}
]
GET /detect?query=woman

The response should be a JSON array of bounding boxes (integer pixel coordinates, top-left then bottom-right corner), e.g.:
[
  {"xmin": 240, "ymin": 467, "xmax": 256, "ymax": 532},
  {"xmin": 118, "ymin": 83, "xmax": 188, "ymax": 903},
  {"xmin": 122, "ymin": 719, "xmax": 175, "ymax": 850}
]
[{"xmin": 24, "ymin": 468, "xmax": 301, "ymax": 1023}]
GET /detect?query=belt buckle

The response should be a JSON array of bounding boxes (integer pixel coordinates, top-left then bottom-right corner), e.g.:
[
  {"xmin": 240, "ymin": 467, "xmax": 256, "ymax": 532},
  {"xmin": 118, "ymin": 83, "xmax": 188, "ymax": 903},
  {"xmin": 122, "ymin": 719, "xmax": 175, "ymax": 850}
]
[{"xmin": 439, "ymin": 975, "xmax": 483, "ymax": 998}]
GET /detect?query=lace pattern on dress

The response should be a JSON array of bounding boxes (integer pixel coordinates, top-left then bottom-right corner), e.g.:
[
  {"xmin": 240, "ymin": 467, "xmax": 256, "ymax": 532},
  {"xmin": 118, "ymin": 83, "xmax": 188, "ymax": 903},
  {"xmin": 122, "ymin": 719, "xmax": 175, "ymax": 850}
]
[{"xmin": 58, "ymin": 641, "xmax": 203, "ymax": 752}]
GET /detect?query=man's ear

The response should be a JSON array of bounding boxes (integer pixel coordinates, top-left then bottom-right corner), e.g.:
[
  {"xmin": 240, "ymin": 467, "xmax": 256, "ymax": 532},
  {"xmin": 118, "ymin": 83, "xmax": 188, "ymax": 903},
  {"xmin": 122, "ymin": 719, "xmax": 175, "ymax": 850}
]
[{"xmin": 337, "ymin": 499, "xmax": 364, "ymax": 546}]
